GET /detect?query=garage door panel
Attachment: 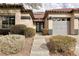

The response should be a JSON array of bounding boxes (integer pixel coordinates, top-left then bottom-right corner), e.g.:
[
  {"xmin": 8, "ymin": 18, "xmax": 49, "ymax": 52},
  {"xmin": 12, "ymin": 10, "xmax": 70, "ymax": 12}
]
[{"xmin": 53, "ymin": 21, "xmax": 68, "ymax": 35}]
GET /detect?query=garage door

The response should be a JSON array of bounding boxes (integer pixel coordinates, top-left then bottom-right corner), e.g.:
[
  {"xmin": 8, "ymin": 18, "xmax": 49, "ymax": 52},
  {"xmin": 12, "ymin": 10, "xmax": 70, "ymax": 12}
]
[{"xmin": 53, "ymin": 21, "xmax": 68, "ymax": 35}]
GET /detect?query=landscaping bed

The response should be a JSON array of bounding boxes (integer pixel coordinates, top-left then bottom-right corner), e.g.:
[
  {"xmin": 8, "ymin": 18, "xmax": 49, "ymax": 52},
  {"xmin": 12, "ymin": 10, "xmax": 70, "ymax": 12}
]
[
  {"xmin": 0, "ymin": 35, "xmax": 34, "ymax": 56},
  {"xmin": 45, "ymin": 35, "xmax": 76, "ymax": 56},
  {"xmin": 0, "ymin": 24, "xmax": 36, "ymax": 56}
]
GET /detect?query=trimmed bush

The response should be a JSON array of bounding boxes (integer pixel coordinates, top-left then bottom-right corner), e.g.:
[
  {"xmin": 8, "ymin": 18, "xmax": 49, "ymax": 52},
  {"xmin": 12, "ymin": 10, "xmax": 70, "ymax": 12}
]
[
  {"xmin": 10, "ymin": 24, "xmax": 27, "ymax": 35},
  {"xmin": 25, "ymin": 28, "xmax": 36, "ymax": 38},
  {"xmin": 43, "ymin": 28, "xmax": 48, "ymax": 35},
  {"xmin": 0, "ymin": 29, "xmax": 10, "ymax": 35},
  {"xmin": 49, "ymin": 35, "xmax": 76, "ymax": 54},
  {"xmin": 0, "ymin": 35, "xmax": 25, "ymax": 55}
]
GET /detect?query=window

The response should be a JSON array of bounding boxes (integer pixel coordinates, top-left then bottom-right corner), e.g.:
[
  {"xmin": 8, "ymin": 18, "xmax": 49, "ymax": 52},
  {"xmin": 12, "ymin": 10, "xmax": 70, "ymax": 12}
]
[
  {"xmin": 2, "ymin": 16, "xmax": 15, "ymax": 28},
  {"xmin": 48, "ymin": 17, "xmax": 53, "ymax": 20},
  {"xmin": 21, "ymin": 16, "xmax": 31, "ymax": 19}
]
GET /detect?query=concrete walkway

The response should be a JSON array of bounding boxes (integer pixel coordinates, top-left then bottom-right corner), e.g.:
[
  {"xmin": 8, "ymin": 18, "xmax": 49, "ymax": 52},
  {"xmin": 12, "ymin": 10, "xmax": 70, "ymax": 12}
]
[{"xmin": 30, "ymin": 34, "xmax": 49, "ymax": 56}]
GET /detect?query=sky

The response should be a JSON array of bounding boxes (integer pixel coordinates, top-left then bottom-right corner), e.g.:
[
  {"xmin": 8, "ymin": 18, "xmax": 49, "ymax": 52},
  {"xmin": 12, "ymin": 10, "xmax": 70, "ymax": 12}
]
[{"xmin": 24, "ymin": 3, "xmax": 79, "ymax": 12}]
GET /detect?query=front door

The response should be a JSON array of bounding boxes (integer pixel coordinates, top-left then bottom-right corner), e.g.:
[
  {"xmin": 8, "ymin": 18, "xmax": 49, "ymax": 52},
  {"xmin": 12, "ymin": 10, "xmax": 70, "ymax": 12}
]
[{"xmin": 36, "ymin": 22, "xmax": 44, "ymax": 32}]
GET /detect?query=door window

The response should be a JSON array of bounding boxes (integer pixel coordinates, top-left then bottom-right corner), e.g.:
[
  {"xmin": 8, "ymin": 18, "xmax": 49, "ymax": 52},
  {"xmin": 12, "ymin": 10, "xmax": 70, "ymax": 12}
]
[{"xmin": 36, "ymin": 22, "xmax": 44, "ymax": 32}]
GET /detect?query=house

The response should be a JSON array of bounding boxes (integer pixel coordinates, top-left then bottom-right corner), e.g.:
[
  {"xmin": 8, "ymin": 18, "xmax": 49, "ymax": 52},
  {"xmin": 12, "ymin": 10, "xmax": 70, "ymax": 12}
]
[
  {"xmin": 0, "ymin": 4, "xmax": 34, "ymax": 34},
  {"xmin": 0, "ymin": 4, "xmax": 79, "ymax": 35},
  {"xmin": 43, "ymin": 8, "xmax": 79, "ymax": 35}
]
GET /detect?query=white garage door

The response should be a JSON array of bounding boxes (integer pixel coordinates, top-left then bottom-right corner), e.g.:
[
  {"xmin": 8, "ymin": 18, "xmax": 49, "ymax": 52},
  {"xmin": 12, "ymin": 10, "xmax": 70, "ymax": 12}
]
[{"xmin": 53, "ymin": 21, "xmax": 68, "ymax": 35}]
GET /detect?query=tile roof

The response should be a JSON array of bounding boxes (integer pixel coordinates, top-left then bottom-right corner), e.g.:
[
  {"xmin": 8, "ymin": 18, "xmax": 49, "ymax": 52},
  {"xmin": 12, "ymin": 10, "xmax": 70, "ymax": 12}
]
[
  {"xmin": 43, "ymin": 8, "xmax": 79, "ymax": 19},
  {"xmin": 0, "ymin": 3, "xmax": 34, "ymax": 19},
  {"xmin": 33, "ymin": 12, "xmax": 45, "ymax": 19},
  {"xmin": 47, "ymin": 8, "xmax": 79, "ymax": 12}
]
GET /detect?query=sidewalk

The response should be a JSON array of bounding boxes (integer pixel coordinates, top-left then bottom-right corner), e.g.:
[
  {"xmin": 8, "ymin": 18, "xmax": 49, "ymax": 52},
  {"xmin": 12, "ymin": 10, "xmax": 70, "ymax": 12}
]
[{"xmin": 30, "ymin": 34, "xmax": 49, "ymax": 56}]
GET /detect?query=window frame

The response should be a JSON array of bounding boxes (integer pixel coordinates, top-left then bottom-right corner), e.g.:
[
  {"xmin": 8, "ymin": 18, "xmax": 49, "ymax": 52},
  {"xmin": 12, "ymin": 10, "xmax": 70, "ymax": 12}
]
[{"xmin": 2, "ymin": 16, "xmax": 15, "ymax": 29}]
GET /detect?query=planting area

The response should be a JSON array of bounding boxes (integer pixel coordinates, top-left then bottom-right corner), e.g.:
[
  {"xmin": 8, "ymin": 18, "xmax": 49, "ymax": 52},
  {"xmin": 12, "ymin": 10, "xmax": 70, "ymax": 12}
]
[
  {"xmin": 0, "ymin": 35, "xmax": 34, "ymax": 56},
  {"xmin": 45, "ymin": 35, "xmax": 77, "ymax": 56},
  {"xmin": 0, "ymin": 24, "xmax": 35, "ymax": 56}
]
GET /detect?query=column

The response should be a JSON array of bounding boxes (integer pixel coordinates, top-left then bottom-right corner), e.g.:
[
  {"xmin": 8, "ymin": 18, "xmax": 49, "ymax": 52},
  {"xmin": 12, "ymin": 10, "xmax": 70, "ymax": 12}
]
[
  {"xmin": 43, "ymin": 18, "xmax": 48, "ymax": 35},
  {"xmin": 70, "ymin": 14, "xmax": 75, "ymax": 35},
  {"xmin": 15, "ymin": 10, "xmax": 21, "ymax": 25}
]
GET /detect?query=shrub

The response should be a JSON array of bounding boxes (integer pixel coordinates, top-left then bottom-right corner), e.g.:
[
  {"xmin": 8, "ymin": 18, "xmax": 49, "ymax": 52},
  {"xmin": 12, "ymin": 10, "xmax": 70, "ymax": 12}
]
[
  {"xmin": 0, "ymin": 29, "xmax": 10, "ymax": 35},
  {"xmin": 25, "ymin": 28, "xmax": 36, "ymax": 38},
  {"xmin": 0, "ymin": 35, "xmax": 25, "ymax": 55},
  {"xmin": 43, "ymin": 28, "xmax": 48, "ymax": 35},
  {"xmin": 10, "ymin": 24, "xmax": 27, "ymax": 35},
  {"xmin": 49, "ymin": 35, "xmax": 76, "ymax": 54}
]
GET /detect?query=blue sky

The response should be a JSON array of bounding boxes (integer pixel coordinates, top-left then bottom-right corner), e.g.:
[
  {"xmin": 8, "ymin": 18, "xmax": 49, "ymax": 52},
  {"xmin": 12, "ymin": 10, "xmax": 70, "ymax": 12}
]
[{"xmin": 24, "ymin": 3, "xmax": 79, "ymax": 12}]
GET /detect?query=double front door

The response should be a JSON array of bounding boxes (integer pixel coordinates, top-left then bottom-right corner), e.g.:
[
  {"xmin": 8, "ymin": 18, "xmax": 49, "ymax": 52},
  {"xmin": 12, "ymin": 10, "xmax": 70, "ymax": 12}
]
[{"xmin": 36, "ymin": 22, "xmax": 44, "ymax": 32}]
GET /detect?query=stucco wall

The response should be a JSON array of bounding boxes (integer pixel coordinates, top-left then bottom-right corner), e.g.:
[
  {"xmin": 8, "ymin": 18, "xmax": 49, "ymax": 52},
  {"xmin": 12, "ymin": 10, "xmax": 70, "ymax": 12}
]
[
  {"xmin": 73, "ymin": 13, "xmax": 79, "ymax": 34},
  {"xmin": 74, "ymin": 13, "xmax": 79, "ymax": 17},
  {"xmin": 20, "ymin": 14, "xmax": 34, "ymax": 28},
  {"xmin": 74, "ymin": 19, "xmax": 78, "ymax": 29},
  {"xmin": 73, "ymin": 13, "xmax": 79, "ymax": 30},
  {"xmin": 48, "ymin": 14, "xmax": 72, "ymax": 35},
  {"xmin": 48, "ymin": 13, "xmax": 72, "ymax": 17},
  {"xmin": 0, "ymin": 9, "xmax": 20, "ymax": 28},
  {"xmin": 0, "ymin": 9, "xmax": 33, "ymax": 28},
  {"xmin": 48, "ymin": 20, "xmax": 53, "ymax": 34},
  {"xmin": 0, "ymin": 9, "xmax": 34, "ymax": 29},
  {"xmin": 0, "ymin": 9, "xmax": 20, "ymax": 14}
]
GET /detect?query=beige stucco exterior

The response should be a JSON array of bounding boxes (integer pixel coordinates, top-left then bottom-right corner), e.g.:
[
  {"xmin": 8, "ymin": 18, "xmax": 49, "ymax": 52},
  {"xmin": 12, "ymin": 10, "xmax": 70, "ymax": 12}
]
[
  {"xmin": 0, "ymin": 9, "xmax": 34, "ymax": 29},
  {"xmin": 0, "ymin": 4, "xmax": 79, "ymax": 35},
  {"xmin": 73, "ymin": 13, "xmax": 79, "ymax": 30},
  {"xmin": 48, "ymin": 20, "xmax": 53, "ymax": 30},
  {"xmin": 74, "ymin": 18, "xmax": 79, "ymax": 29},
  {"xmin": 48, "ymin": 13, "xmax": 72, "ymax": 18},
  {"xmin": 47, "ymin": 13, "xmax": 79, "ymax": 35},
  {"xmin": 0, "ymin": 9, "xmax": 19, "ymax": 29},
  {"xmin": 20, "ymin": 14, "xmax": 34, "ymax": 28}
]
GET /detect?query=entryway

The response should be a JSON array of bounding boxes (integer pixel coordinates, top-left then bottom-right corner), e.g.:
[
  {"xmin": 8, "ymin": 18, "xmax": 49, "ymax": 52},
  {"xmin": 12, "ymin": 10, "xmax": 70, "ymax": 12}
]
[{"xmin": 36, "ymin": 22, "xmax": 44, "ymax": 32}]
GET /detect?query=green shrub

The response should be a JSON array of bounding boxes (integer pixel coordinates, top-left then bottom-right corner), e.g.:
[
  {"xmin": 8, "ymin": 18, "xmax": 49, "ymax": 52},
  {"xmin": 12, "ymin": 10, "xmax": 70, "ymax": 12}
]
[
  {"xmin": 49, "ymin": 35, "xmax": 76, "ymax": 53},
  {"xmin": 10, "ymin": 24, "xmax": 27, "ymax": 35},
  {"xmin": 43, "ymin": 28, "xmax": 48, "ymax": 35},
  {"xmin": 0, "ymin": 35, "xmax": 25, "ymax": 55},
  {"xmin": 25, "ymin": 28, "xmax": 36, "ymax": 38}
]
